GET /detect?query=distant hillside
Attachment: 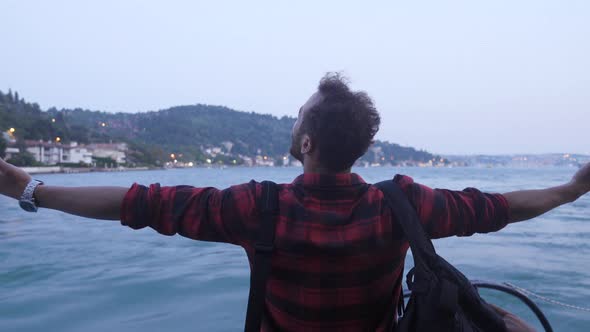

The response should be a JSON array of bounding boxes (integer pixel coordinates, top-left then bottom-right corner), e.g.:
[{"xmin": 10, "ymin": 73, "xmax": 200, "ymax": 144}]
[{"xmin": 0, "ymin": 90, "xmax": 443, "ymax": 166}]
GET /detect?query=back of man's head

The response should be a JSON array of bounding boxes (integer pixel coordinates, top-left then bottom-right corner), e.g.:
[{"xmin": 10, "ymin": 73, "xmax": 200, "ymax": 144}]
[{"xmin": 301, "ymin": 73, "xmax": 381, "ymax": 172}]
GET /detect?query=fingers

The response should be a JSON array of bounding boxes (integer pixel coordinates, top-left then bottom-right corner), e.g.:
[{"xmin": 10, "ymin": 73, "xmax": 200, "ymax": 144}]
[
  {"xmin": 0, "ymin": 157, "xmax": 32, "ymax": 199},
  {"xmin": 0, "ymin": 157, "xmax": 19, "ymax": 174},
  {"xmin": 573, "ymin": 162, "xmax": 590, "ymax": 193},
  {"xmin": 0, "ymin": 157, "xmax": 11, "ymax": 173},
  {"xmin": 488, "ymin": 303, "xmax": 509, "ymax": 316}
]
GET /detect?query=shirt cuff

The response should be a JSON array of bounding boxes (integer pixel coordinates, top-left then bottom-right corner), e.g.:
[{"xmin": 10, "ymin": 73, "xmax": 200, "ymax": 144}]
[
  {"xmin": 120, "ymin": 183, "xmax": 150, "ymax": 230},
  {"xmin": 495, "ymin": 193, "xmax": 512, "ymax": 226}
]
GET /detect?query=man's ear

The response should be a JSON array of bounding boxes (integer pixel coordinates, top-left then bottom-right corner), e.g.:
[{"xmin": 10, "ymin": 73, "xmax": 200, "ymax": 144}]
[{"xmin": 301, "ymin": 134, "xmax": 313, "ymax": 155}]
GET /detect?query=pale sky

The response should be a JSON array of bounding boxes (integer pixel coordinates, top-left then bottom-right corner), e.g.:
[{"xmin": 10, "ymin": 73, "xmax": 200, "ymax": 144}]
[{"xmin": 1, "ymin": 0, "xmax": 588, "ymax": 155}]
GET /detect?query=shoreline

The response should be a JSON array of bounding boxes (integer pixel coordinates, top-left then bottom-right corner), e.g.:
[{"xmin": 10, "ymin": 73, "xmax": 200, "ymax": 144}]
[
  {"xmin": 21, "ymin": 163, "xmax": 583, "ymax": 175},
  {"xmin": 21, "ymin": 166, "xmax": 161, "ymax": 175}
]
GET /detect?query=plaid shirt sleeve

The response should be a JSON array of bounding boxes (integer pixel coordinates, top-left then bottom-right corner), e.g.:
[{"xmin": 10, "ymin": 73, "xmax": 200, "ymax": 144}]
[
  {"xmin": 394, "ymin": 174, "xmax": 511, "ymax": 239},
  {"xmin": 120, "ymin": 181, "xmax": 260, "ymax": 247}
]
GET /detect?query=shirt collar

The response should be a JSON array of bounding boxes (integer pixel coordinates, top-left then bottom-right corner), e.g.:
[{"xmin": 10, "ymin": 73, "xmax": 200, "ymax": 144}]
[{"xmin": 292, "ymin": 173, "xmax": 366, "ymax": 187}]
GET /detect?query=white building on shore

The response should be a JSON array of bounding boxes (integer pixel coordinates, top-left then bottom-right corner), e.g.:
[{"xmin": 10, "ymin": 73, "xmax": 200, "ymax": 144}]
[
  {"xmin": 87, "ymin": 143, "xmax": 127, "ymax": 164},
  {"xmin": 4, "ymin": 147, "xmax": 20, "ymax": 160},
  {"xmin": 26, "ymin": 140, "xmax": 64, "ymax": 164},
  {"xmin": 62, "ymin": 142, "xmax": 93, "ymax": 164},
  {"xmin": 25, "ymin": 140, "xmax": 93, "ymax": 165}
]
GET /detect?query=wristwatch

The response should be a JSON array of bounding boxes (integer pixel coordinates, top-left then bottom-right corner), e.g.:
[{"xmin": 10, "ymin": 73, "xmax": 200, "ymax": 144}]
[{"xmin": 19, "ymin": 179, "xmax": 44, "ymax": 212}]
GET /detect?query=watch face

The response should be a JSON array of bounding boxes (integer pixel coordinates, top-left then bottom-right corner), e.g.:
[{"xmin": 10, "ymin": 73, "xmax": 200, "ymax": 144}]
[{"xmin": 19, "ymin": 200, "xmax": 38, "ymax": 212}]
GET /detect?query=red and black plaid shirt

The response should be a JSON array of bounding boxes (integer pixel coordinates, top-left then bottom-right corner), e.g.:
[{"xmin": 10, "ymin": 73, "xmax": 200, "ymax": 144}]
[{"xmin": 121, "ymin": 173, "xmax": 510, "ymax": 331}]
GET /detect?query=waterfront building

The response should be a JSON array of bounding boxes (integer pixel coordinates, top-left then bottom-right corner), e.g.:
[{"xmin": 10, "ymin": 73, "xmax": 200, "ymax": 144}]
[
  {"xmin": 87, "ymin": 143, "xmax": 128, "ymax": 164},
  {"xmin": 25, "ymin": 140, "xmax": 93, "ymax": 165}
]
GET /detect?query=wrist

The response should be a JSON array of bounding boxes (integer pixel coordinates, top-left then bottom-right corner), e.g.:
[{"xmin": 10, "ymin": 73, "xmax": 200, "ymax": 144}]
[
  {"xmin": 566, "ymin": 182, "xmax": 586, "ymax": 202},
  {"xmin": 14, "ymin": 177, "xmax": 32, "ymax": 200},
  {"xmin": 18, "ymin": 179, "xmax": 44, "ymax": 212},
  {"xmin": 33, "ymin": 184, "xmax": 47, "ymax": 208}
]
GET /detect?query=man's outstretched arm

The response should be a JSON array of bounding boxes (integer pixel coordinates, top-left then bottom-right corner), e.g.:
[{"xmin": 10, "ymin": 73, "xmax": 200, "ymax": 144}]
[
  {"xmin": 396, "ymin": 162, "xmax": 589, "ymax": 239},
  {"xmin": 35, "ymin": 185, "xmax": 127, "ymax": 220},
  {"xmin": 0, "ymin": 158, "xmax": 127, "ymax": 220},
  {"xmin": 504, "ymin": 162, "xmax": 590, "ymax": 223},
  {"xmin": 0, "ymin": 157, "xmax": 257, "ymax": 247}
]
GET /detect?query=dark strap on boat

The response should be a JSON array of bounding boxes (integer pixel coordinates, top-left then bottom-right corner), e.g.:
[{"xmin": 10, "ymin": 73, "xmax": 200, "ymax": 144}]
[
  {"xmin": 244, "ymin": 181, "xmax": 279, "ymax": 332},
  {"xmin": 373, "ymin": 180, "xmax": 437, "ymax": 275}
]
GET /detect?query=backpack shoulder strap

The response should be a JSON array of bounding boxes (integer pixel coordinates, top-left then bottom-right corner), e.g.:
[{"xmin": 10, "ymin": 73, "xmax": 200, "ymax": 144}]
[
  {"xmin": 244, "ymin": 180, "xmax": 279, "ymax": 332},
  {"xmin": 373, "ymin": 180, "xmax": 437, "ymax": 269}
]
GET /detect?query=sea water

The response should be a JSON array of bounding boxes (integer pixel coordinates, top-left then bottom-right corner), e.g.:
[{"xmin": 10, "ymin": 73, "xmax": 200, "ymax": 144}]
[{"xmin": 1, "ymin": 167, "xmax": 588, "ymax": 331}]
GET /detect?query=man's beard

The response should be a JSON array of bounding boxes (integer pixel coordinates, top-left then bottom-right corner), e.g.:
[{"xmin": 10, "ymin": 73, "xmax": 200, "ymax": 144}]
[{"xmin": 289, "ymin": 136, "xmax": 304, "ymax": 163}]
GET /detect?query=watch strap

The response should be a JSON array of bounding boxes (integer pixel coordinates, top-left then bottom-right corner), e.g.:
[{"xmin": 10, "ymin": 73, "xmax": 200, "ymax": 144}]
[{"xmin": 20, "ymin": 179, "xmax": 44, "ymax": 207}]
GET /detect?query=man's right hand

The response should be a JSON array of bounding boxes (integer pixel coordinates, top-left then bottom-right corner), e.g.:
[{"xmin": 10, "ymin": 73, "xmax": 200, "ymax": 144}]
[
  {"xmin": 571, "ymin": 162, "xmax": 590, "ymax": 197},
  {"xmin": 0, "ymin": 158, "xmax": 32, "ymax": 200},
  {"xmin": 504, "ymin": 161, "xmax": 589, "ymax": 223}
]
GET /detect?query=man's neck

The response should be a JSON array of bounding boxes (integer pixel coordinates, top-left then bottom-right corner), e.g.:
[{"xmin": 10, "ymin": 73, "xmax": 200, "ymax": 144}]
[{"xmin": 302, "ymin": 159, "xmax": 351, "ymax": 175}]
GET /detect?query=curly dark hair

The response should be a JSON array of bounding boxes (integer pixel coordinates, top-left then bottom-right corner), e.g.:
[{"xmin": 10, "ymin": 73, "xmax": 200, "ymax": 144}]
[{"xmin": 301, "ymin": 73, "xmax": 381, "ymax": 172}]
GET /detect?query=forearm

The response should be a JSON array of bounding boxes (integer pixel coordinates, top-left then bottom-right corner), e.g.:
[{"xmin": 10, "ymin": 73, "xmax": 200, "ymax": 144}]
[
  {"xmin": 35, "ymin": 185, "xmax": 129, "ymax": 220},
  {"xmin": 503, "ymin": 182, "xmax": 585, "ymax": 223}
]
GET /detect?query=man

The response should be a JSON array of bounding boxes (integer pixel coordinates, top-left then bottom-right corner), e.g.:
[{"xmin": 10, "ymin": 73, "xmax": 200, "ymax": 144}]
[{"xmin": 1, "ymin": 74, "xmax": 588, "ymax": 331}]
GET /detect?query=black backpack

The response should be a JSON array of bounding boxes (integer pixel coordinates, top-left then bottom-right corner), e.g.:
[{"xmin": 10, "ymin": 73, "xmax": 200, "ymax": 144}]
[
  {"xmin": 374, "ymin": 180, "xmax": 507, "ymax": 332},
  {"xmin": 244, "ymin": 180, "xmax": 507, "ymax": 332}
]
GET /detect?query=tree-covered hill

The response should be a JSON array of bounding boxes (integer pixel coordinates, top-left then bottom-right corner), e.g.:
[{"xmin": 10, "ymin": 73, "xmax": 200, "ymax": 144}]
[{"xmin": 0, "ymin": 90, "xmax": 443, "ymax": 166}]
